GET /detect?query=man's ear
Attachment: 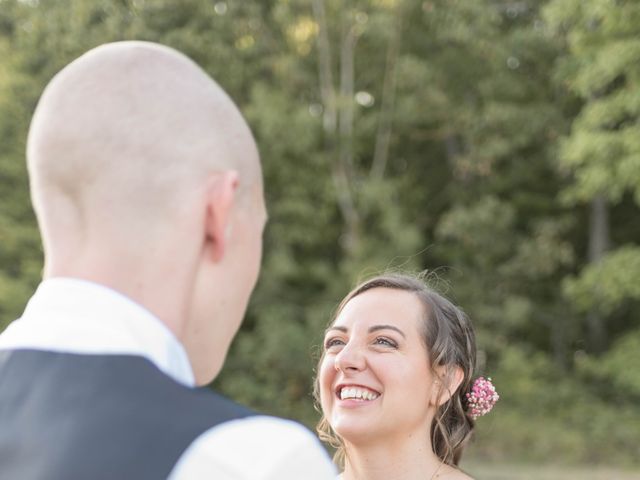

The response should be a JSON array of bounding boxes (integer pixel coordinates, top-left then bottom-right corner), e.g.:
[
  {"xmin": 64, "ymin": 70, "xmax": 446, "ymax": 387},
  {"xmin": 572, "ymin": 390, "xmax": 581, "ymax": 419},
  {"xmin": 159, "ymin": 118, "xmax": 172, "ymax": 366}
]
[
  {"xmin": 203, "ymin": 171, "xmax": 239, "ymax": 262},
  {"xmin": 431, "ymin": 366, "xmax": 465, "ymax": 407}
]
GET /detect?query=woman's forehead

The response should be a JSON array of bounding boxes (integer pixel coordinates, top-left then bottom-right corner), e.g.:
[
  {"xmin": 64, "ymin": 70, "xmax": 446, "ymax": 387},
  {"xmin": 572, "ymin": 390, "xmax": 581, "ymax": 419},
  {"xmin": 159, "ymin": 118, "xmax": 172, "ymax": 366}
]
[{"xmin": 333, "ymin": 287, "xmax": 425, "ymax": 330}]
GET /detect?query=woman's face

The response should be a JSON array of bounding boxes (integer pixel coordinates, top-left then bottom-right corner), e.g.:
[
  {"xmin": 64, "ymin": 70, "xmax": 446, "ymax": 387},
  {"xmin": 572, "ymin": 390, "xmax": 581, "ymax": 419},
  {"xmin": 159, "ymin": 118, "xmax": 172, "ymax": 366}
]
[{"xmin": 319, "ymin": 287, "xmax": 437, "ymax": 445}]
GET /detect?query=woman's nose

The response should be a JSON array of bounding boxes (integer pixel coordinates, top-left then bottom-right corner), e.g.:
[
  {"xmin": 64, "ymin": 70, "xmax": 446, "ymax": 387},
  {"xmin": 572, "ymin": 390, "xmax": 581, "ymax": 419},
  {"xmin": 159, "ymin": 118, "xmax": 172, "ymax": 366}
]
[{"xmin": 334, "ymin": 342, "xmax": 366, "ymax": 372}]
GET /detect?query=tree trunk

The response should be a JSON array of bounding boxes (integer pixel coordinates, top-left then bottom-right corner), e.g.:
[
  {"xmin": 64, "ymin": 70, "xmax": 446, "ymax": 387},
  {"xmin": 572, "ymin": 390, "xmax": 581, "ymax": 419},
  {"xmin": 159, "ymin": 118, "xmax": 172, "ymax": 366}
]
[
  {"xmin": 370, "ymin": 3, "xmax": 402, "ymax": 180},
  {"xmin": 336, "ymin": 17, "xmax": 360, "ymax": 252},
  {"xmin": 312, "ymin": 0, "xmax": 360, "ymax": 253},
  {"xmin": 586, "ymin": 194, "xmax": 610, "ymax": 353},
  {"xmin": 549, "ymin": 311, "xmax": 568, "ymax": 372},
  {"xmin": 312, "ymin": 0, "xmax": 336, "ymax": 135}
]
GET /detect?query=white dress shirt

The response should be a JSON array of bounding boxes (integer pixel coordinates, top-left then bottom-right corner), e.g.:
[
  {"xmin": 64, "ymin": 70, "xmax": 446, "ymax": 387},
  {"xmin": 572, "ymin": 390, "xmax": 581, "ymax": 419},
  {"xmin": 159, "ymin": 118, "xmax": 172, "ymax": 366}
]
[{"xmin": 0, "ymin": 278, "xmax": 336, "ymax": 479}]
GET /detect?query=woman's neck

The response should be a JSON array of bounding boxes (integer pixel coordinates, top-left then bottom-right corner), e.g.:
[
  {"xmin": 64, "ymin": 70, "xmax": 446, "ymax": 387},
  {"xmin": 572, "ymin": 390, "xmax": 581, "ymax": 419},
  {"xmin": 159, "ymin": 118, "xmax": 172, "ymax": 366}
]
[{"xmin": 341, "ymin": 435, "xmax": 449, "ymax": 480}]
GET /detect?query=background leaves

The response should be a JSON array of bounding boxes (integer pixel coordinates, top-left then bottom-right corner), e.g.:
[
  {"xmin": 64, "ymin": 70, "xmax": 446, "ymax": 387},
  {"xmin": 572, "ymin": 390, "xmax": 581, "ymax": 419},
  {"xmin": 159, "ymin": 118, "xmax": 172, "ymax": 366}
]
[{"xmin": 0, "ymin": 0, "xmax": 639, "ymax": 465}]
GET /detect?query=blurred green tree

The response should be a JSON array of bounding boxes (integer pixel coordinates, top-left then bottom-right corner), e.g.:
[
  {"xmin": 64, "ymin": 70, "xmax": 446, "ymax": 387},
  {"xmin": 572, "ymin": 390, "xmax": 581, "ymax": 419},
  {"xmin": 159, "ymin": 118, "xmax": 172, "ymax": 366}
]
[
  {"xmin": 545, "ymin": 0, "xmax": 640, "ymax": 353},
  {"xmin": 0, "ymin": 0, "xmax": 639, "ymax": 465}
]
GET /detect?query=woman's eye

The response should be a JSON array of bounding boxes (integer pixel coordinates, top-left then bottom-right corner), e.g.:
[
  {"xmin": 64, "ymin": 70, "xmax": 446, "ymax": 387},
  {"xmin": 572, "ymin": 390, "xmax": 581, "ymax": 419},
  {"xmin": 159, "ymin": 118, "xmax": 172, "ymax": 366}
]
[
  {"xmin": 324, "ymin": 338, "xmax": 345, "ymax": 350},
  {"xmin": 374, "ymin": 337, "xmax": 398, "ymax": 348}
]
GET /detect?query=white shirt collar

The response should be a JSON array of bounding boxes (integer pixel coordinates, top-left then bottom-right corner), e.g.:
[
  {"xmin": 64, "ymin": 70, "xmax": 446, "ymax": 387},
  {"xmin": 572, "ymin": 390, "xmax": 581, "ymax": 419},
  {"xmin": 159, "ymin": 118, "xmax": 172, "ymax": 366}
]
[{"xmin": 0, "ymin": 277, "xmax": 195, "ymax": 387}]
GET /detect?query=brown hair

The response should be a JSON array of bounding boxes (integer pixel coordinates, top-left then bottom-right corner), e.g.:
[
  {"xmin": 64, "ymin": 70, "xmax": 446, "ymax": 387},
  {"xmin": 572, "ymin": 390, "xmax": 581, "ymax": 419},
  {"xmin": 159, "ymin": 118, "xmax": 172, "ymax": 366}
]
[{"xmin": 314, "ymin": 273, "xmax": 477, "ymax": 466}]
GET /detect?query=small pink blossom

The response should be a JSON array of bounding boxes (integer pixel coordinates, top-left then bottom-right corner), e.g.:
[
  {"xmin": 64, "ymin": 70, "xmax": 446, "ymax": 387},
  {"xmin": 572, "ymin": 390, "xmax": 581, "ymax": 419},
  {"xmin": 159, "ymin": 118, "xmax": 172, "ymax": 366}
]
[{"xmin": 465, "ymin": 376, "xmax": 499, "ymax": 420}]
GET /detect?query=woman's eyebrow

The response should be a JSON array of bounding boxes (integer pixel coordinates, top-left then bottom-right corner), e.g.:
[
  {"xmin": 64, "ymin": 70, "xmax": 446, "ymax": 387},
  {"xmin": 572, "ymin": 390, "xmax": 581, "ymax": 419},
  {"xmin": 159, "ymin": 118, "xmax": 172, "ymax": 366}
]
[
  {"xmin": 368, "ymin": 324, "xmax": 406, "ymax": 338},
  {"xmin": 325, "ymin": 326, "xmax": 348, "ymax": 335}
]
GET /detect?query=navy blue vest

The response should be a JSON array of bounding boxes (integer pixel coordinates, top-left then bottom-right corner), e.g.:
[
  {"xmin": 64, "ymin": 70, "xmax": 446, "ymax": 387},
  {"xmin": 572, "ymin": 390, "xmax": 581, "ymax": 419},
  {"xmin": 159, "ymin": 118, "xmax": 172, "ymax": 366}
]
[{"xmin": 0, "ymin": 349, "xmax": 255, "ymax": 479}]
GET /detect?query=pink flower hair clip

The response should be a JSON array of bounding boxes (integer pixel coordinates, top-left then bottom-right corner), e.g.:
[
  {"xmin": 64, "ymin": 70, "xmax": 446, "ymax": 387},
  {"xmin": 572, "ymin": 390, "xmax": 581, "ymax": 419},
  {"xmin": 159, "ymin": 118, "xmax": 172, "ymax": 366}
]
[{"xmin": 465, "ymin": 376, "xmax": 499, "ymax": 420}]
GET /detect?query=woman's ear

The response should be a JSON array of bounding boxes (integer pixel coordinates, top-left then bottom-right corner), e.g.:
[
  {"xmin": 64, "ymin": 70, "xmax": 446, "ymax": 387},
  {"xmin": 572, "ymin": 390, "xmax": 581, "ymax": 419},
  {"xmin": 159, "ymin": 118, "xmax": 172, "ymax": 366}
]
[
  {"xmin": 203, "ymin": 170, "xmax": 239, "ymax": 262},
  {"xmin": 431, "ymin": 366, "xmax": 465, "ymax": 407}
]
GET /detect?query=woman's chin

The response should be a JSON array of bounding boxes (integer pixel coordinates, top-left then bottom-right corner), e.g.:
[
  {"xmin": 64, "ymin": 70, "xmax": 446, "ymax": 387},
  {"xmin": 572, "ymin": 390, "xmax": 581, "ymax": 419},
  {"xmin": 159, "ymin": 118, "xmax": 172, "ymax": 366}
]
[{"xmin": 332, "ymin": 419, "xmax": 384, "ymax": 446}]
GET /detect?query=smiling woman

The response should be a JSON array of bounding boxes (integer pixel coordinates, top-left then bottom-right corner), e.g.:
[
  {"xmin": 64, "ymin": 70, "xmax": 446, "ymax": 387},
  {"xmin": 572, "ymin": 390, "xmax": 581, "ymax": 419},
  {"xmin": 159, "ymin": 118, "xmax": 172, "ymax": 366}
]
[{"xmin": 314, "ymin": 273, "xmax": 496, "ymax": 480}]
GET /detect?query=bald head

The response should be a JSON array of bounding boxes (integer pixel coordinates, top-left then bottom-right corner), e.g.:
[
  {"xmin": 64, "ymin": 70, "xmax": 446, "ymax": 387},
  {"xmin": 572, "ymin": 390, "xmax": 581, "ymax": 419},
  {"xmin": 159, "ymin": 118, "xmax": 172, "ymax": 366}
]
[
  {"xmin": 28, "ymin": 41, "xmax": 261, "ymax": 260},
  {"xmin": 25, "ymin": 42, "xmax": 268, "ymax": 383}
]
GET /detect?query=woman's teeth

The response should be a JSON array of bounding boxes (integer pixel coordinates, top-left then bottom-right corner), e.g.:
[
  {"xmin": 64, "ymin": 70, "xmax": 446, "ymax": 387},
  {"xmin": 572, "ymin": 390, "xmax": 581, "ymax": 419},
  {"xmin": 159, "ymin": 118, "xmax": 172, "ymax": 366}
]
[{"xmin": 339, "ymin": 387, "xmax": 379, "ymax": 401}]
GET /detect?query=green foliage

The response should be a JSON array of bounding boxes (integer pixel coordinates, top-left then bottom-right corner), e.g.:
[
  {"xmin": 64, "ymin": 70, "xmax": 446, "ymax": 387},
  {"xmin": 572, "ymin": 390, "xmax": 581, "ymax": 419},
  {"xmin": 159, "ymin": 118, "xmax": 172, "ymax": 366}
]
[
  {"xmin": 564, "ymin": 246, "xmax": 640, "ymax": 314},
  {"xmin": 578, "ymin": 328, "xmax": 640, "ymax": 397},
  {"xmin": 545, "ymin": 0, "xmax": 640, "ymax": 204},
  {"xmin": 0, "ymin": 0, "xmax": 639, "ymax": 466},
  {"xmin": 469, "ymin": 344, "xmax": 640, "ymax": 464}
]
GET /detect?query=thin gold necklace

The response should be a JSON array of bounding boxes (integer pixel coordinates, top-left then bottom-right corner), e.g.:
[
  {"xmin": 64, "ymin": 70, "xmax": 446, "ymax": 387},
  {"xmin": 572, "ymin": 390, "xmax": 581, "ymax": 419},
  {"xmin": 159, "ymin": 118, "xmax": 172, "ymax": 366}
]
[{"xmin": 429, "ymin": 460, "xmax": 444, "ymax": 480}]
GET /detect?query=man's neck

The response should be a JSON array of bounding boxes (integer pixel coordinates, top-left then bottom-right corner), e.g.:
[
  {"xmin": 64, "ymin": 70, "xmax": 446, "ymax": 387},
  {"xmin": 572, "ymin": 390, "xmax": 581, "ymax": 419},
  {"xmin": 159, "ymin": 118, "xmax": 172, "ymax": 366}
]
[{"xmin": 44, "ymin": 257, "xmax": 187, "ymax": 340}]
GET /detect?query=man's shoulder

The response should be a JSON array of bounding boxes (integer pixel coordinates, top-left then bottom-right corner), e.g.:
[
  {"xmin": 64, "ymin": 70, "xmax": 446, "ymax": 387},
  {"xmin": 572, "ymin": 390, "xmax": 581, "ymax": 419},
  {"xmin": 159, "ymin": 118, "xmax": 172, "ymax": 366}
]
[
  {"xmin": 156, "ymin": 380, "xmax": 256, "ymax": 423},
  {"xmin": 0, "ymin": 349, "xmax": 255, "ymax": 433},
  {"xmin": 183, "ymin": 414, "xmax": 325, "ymax": 459},
  {"xmin": 96, "ymin": 356, "xmax": 258, "ymax": 430},
  {"xmin": 169, "ymin": 415, "xmax": 336, "ymax": 479},
  {"xmin": 195, "ymin": 414, "xmax": 320, "ymax": 446},
  {"xmin": 0, "ymin": 350, "xmax": 262, "ymax": 479}
]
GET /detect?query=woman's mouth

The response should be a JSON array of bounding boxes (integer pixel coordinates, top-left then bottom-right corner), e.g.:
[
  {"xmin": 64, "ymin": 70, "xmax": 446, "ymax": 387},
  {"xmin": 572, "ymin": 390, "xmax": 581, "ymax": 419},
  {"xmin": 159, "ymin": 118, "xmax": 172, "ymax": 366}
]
[{"xmin": 336, "ymin": 385, "xmax": 380, "ymax": 401}]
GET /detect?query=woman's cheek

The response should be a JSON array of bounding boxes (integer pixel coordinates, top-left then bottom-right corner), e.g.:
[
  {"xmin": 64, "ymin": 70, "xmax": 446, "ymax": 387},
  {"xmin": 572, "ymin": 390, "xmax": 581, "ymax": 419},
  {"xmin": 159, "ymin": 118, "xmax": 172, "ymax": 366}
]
[{"xmin": 319, "ymin": 357, "xmax": 335, "ymax": 405}]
